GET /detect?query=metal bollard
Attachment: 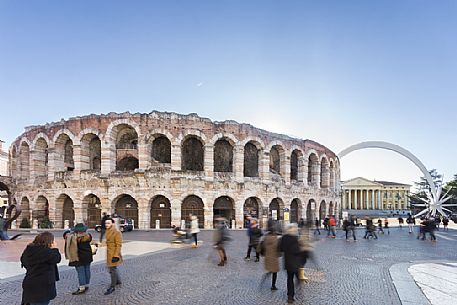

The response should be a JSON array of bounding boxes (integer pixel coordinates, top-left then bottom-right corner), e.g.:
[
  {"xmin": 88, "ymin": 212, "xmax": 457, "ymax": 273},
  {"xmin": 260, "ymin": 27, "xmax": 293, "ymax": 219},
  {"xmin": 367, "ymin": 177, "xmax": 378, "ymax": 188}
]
[
  {"xmin": 11, "ymin": 220, "xmax": 17, "ymax": 229},
  {"xmin": 64, "ymin": 220, "xmax": 70, "ymax": 229},
  {"xmin": 181, "ymin": 219, "xmax": 186, "ymax": 230},
  {"xmin": 33, "ymin": 219, "xmax": 38, "ymax": 229},
  {"xmin": 155, "ymin": 219, "xmax": 160, "ymax": 229},
  {"xmin": 231, "ymin": 219, "xmax": 236, "ymax": 229}
]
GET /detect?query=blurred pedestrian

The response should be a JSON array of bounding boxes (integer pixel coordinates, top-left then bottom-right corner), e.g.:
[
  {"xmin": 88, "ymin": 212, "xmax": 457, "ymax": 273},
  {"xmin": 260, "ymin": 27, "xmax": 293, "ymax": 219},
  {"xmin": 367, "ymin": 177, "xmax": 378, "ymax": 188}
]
[
  {"xmin": 406, "ymin": 214, "xmax": 415, "ymax": 234},
  {"xmin": 327, "ymin": 215, "xmax": 336, "ymax": 238},
  {"xmin": 214, "ymin": 218, "xmax": 229, "ymax": 266},
  {"xmin": 364, "ymin": 218, "xmax": 378, "ymax": 239},
  {"xmin": 104, "ymin": 218, "xmax": 123, "ymax": 295},
  {"xmin": 398, "ymin": 216, "xmax": 404, "ymax": 229},
  {"xmin": 190, "ymin": 215, "xmax": 200, "ymax": 248},
  {"xmin": 384, "ymin": 219, "xmax": 390, "ymax": 235},
  {"xmin": 64, "ymin": 223, "xmax": 94, "ymax": 295},
  {"xmin": 443, "ymin": 217, "xmax": 449, "ymax": 231},
  {"xmin": 314, "ymin": 217, "xmax": 321, "ymax": 235},
  {"xmin": 21, "ymin": 232, "xmax": 61, "ymax": 305},
  {"xmin": 260, "ymin": 228, "xmax": 280, "ymax": 291},
  {"xmin": 280, "ymin": 223, "xmax": 303, "ymax": 304},
  {"xmin": 245, "ymin": 219, "xmax": 262, "ymax": 262},
  {"xmin": 377, "ymin": 219, "xmax": 384, "ymax": 234},
  {"xmin": 99, "ymin": 212, "xmax": 110, "ymax": 242}
]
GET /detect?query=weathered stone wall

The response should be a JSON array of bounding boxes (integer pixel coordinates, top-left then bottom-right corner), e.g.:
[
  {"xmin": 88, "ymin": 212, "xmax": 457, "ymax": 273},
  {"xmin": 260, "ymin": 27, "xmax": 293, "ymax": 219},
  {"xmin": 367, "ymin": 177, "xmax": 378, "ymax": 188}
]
[{"xmin": 9, "ymin": 111, "xmax": 341, "ymax": 229}]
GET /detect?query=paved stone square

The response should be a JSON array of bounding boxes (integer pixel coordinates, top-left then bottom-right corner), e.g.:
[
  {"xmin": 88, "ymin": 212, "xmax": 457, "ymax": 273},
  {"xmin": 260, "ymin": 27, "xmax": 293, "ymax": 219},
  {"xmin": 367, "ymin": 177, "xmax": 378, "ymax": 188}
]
[{"xmin": 1, "ymin": 227, "xmax": 457, "ymax": 305}]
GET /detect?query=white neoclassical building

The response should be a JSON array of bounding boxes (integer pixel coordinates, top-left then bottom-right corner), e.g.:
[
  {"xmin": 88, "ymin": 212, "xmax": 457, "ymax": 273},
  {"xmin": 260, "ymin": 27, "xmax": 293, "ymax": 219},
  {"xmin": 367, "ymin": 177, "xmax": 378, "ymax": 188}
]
[{"xmin": 341, "ymin": 177, "xmax": 411, "ymax": 216}]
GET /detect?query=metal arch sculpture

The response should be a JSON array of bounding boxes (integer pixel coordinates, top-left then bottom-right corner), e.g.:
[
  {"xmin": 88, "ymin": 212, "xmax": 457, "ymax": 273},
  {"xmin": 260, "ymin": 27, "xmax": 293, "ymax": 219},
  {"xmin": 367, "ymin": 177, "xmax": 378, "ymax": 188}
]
[{"xmin": 338, "ymin": 141, "xmax": 455, "ymax": 217}]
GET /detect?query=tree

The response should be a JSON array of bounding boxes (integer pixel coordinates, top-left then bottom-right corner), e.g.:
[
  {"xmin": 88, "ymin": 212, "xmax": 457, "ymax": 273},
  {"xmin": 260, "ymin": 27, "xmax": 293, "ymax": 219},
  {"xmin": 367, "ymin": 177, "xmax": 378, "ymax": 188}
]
[{"xmin": 443, "ymin": 174, "xmax": 457, "ymax": 213}]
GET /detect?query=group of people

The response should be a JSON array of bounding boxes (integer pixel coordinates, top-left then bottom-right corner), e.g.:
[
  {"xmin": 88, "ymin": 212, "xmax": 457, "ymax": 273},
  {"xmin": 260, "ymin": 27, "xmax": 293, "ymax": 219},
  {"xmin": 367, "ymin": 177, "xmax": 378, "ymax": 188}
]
[
  {"xmin": 244, "ymin": 216, "xmax": 316, "ymax": 304},
  {"xmin": 20, "ymin": 216, "xmax": 123, "ymax": 305}
]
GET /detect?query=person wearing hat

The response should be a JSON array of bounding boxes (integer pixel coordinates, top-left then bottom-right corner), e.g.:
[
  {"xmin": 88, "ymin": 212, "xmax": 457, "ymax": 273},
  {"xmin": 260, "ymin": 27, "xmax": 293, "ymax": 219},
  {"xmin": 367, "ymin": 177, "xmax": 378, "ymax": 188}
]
[{"xmin": 64, "ymin": 223, "xmax": 94, "ymax": 295}]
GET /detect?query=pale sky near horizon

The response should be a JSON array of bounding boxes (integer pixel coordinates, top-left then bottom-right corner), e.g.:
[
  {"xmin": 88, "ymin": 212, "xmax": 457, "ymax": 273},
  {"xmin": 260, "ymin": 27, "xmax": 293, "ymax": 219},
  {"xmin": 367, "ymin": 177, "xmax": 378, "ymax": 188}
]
[{"xmin": 1, "ymin": 0, "xmax": 456, "ymax": 187}]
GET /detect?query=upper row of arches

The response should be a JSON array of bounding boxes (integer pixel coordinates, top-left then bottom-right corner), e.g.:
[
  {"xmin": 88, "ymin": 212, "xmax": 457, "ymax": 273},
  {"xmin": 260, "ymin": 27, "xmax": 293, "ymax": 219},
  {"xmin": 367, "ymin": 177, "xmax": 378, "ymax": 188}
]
[{"xmin": 10, "ymin": 120, "xmax": 339, "ymax": 187}]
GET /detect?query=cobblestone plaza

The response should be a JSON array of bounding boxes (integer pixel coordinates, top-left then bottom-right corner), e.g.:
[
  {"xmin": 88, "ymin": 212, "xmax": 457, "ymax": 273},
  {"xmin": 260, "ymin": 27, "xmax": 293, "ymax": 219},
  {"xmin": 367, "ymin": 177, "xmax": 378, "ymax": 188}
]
[{"xmin": 1, "ymin": 228, "xmax": 456, "ymax": 305}]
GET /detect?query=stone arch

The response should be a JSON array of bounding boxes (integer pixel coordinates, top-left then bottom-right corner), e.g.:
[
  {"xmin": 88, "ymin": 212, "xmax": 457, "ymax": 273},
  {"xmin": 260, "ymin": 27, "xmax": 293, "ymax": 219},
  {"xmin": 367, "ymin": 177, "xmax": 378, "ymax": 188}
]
[
  {"xmin": 269, "ymin": 198, "xmax": 284, "ymax": 220},
  {"xmin": 56, "ymin": 193, "xmax": 74, "ymax": 228},
  {"xmin": 307, "ymin": 152, "xmax": 319, "ymax": 186},
  {"xmin": 181, "ymin": 195, "xmax": 204, "ymax": 228},
  {"xmin": 213, "ymin": 196, "xmax": 235, "ymax": 228},
  {"xmin": 181, "ymin": 135, "xmax": 204, "ymax": 171},
  {"xmin": 82, "ymin": 194, "xmax": 101, "ymax": 228},
  {"xmin": 319, "ymin": 200, "xmax": 327, "ymax": 221},
  {"xmin": 19, "ymin": 141, "xmax": 31, "ymax": 180},
  {"xmin": 290, "ymin": 198, "xmax": 302, "ymax": 223},
  {"xmin": 243, "ymin": 197, "xmax": 261, "ymax": 227},
  {"xmin": 52, "ymin": 129, "xmax": 77, "ymax": 146},
  {"xmin": 214, "ymin": 138, "xmax": 234, "ymax": 172},
  {"xmin": 339, "ymin": 141, "xmax": 436, "ymax": 193},
  {"xmin": 32, "ymin": 195, "xmax": 49, "ymax": 228},
  {"xmin": 306, "ymin": 199, "xmax": 316, "ymax": 222},
  {"xmin": 19, "ymin": 196, "xmax": 31, "ymax": 225},
  {"xmin": 80, "ymin": 133, "xmax": 102, "ymax": 171},
  {"xmin": 54, "ymin": 132, "xmax": 75, "ymax": 172},
  {"xmin": 243, "ymin": 140, "xmax": 262, "ymax": 177},
  {"xmin": 290, "ymin": 148, "xmax": 304, "ymax": 181},
  {"xmin": 32, "ymin": 137, "xmax": 49, "ymax": 178},
  {"xmin": 209, "ymin": 133, "xmax": 238, "ymax": 146},
  {"xmin": 150, "ymin": 195, "xmax": 171, "ymax": 228},
  {"xmin": 113, "ymin": 124, "xmax": 139, "ymax": 171},
  {"xmin": 266, "ymin": 141, "xmax": 286, "ymax": 177},
  {"xmin": 112, "ymin": 194, "xmax": 139, "ymax": 228},
  {"xmin": 150, "ymin": 134, "xmax": 172, "ymax": 164},
  {"xmin": 320, "ymin": 155, "xmax": 330, "ymax": 188}
]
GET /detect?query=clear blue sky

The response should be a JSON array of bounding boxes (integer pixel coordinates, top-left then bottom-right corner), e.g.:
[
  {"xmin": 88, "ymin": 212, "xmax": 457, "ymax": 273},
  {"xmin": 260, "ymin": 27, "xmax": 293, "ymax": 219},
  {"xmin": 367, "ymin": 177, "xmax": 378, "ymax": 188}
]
[{"xmin": 1, "ymin": 0, "xmax": 456, "ymax": 186}]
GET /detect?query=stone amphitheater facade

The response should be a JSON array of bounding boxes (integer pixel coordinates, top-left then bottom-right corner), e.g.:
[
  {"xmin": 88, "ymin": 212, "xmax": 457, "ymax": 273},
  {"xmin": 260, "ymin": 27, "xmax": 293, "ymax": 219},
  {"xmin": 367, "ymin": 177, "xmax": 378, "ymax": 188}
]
[{"xmin": 7, "ymin": 111, "xmax": 341, "ymax": 229}]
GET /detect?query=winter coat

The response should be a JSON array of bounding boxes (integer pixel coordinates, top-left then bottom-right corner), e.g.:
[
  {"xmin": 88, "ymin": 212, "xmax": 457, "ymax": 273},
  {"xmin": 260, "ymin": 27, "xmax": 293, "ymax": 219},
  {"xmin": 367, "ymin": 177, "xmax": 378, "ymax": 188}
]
[
  {"xmin": 106, "ymin": 227, "xmax": 123, "ymax": 267},
  {"xmin": 21, "ymin": 245, "xmax": 61, "ymax": 304},
  {"xmin": 249, "ymin": 227, "xmax": 262, "ymax": 246},
  {"xmin": 279, "ymin": 234, "xmax": 303, "ymax": 272},
  {"xmin": 190, "ymin": 219, "xmax": 200, "ymax": 234},
  {"xmin": 66, "ymin": 233, "xmax": 93, "ymax": 267},
  {"xmin": 263, "ymin": 234, "xmax": 280, "ymax": 273}
]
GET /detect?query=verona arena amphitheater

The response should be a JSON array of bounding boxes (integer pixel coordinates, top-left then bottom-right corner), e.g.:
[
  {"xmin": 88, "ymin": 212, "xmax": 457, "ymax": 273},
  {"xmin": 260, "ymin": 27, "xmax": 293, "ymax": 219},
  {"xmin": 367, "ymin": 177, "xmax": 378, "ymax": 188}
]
[{"xmin": 4, "ymin": 111, "xmax": 341, "ymax": 229}]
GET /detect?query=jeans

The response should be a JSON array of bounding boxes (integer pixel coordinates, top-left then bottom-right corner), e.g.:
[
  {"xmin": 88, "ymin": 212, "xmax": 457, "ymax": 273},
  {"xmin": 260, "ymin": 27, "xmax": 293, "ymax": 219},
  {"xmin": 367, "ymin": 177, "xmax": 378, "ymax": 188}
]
[
  {"xmin": 109, "ymin": 266, "xmax": 121, "ymax": 288},
  {"xmin": 328, "ymin": 226, "xmax": 336, "ymax": 237},
  {"xmin": 246, "ymin": 245, "xmax": 259, "ymax": 259},
  {"xmin": 75, "ymin": 264, "xmax": 91, "ymax": 286},
  {"xmin": 345, "ymin": 227, "xmax": 356, "ymax": 240},
  {"xmin": 192, "ymin": 233, "xmax": 198, "ymax": 246},
  {"xmin": 287, "ymin": 271, "xmax": 299, "ymax": 299},
  {"xmin": 30, "ymin": 302, "xmax": 50, "ymax": 305}
]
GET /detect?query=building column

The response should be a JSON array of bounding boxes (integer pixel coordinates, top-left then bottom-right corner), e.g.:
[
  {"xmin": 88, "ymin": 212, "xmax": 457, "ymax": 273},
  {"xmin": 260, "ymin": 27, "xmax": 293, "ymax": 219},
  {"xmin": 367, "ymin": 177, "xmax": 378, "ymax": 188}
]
[
  {"xmin": 365, "ymin": 189, "xmax": 369, "ymax": 210},
  {"xmin": 138, "ymin": 142, "xmax": 149, "ymax": 170},
  {"xmin": 204, "ymin": 145, "xmax": 214, "ymax": 181},
  {"xmin": 348, "ymin": 190, "xmax": 352, "ymax": 209},
  {"xmin": 234, "ymin": 145, "xmax": 244, "ymax": 183},
  {"xmin": 354, "ymin": 189, "xmax": 358, "ymax": 210},
  {"xmin": 371, "ymin": 190, "xmax": 375, "ymax": 209},
  {"xmin": 378, "ymin": 190, "xmax": 382, "ymax": 210},
  {"xmin": 171, "ymin": 199, "xmax": 181, "ymax": 227}
]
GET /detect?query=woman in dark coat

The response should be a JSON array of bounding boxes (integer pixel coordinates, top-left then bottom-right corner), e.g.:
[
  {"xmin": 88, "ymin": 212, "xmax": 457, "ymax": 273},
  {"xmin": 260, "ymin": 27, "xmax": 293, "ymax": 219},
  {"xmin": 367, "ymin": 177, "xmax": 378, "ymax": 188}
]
[
  {"xmin": 21, "ymin": 231, "xmax": 61, "ymax": 305},
  {"xmin": 244, "ymin": 219, "xmax": 262, "ymax": 262},
  {"xmin": 280, "ymin": 224, "xmax": 303, "ymax": 304}
]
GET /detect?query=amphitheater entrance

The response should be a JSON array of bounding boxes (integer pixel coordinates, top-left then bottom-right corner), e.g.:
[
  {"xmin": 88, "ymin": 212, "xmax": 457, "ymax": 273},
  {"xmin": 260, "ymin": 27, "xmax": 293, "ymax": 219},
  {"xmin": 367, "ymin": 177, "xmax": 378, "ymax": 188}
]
[
  {"xmin": 290, "ymin": 199, "xmax": 301, "ymax": 223},
  {"xmin": 243, "ymin": 197, "xmax": 260, "ymax": 228},
  {"xmin": 319, "ymin": 200, "xmax": 327, "ymax": 222},
  {"xmin": 181, "ymin": 195, "xmax": 204, "ymax": 228},
  {"xmin": 213, "ymin": 196, "xmax": 235, "ymax": 228},
  {"xmin": 114, "ymin": 195, "xmax": 139, "ymax": 228},
  {"xmin": 20, "ymin": 197, "xmax": 31, "ymax": 225},
  {"xmin": 83, "ymin": 194, "xmax": 101, "ymax": 228},
  {"xmin": 150, "ymin": 195, "xmax": 171, "ymax": 229},
  {"xmin": 269, "ymin": 198, "xmax": 284, "ymax": 221},
  {"xmin": 56, "ymin": 194, "xmax": 75, "ymax": 228},
  {"xmin": 306, "ymin": 199, "xmax": 315, "ymax": 222},
  {"xmin": 33, "ymin": 196, "xmax": 49, "ymax": 227}
]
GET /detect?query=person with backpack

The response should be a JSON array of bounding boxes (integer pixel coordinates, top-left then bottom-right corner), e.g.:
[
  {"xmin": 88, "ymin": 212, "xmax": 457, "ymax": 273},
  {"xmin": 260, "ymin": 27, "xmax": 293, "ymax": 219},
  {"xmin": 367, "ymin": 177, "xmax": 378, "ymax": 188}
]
[{"xmin": 64, "ymin": 223, "xmax": 95, "ymax": 295}]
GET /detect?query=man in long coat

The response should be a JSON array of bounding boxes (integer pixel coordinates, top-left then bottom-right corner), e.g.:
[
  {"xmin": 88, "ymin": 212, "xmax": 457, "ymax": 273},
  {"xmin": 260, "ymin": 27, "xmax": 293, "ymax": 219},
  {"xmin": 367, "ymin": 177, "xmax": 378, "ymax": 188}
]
[{"xmin": 104, "ymin": 218, "xmax": 123, "ymax": 295}]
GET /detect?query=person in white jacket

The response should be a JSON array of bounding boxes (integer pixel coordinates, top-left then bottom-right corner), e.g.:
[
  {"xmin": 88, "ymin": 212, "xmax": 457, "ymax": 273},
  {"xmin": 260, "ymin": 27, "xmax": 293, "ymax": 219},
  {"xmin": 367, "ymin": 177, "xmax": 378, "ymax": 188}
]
[{"xmin": 190, "ymin": 215, "xmax": 200, "ymax": 248}]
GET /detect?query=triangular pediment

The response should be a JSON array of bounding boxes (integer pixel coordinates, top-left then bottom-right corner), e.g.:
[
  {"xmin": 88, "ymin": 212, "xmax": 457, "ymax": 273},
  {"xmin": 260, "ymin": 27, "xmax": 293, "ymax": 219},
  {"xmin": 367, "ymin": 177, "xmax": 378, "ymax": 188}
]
[{"xmin": 342, "ymin": 177, "xmax": 383, "ymax": 188}]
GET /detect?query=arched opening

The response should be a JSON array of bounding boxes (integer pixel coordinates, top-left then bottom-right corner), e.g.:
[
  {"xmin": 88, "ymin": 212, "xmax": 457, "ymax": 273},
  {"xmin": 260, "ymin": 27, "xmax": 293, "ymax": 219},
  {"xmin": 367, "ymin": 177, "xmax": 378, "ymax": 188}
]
[
  {"xmin": 213, "ymin": 139, "xmax": 233, "ymax": 172},
  {"xmin": 56, "ymin": 194, "xmax": 74, "ymax": 228},
  {"xmin": 19, "ymin": 142, "xmax": 30, "ymax": 180},
  {"xmin": 290, "ymin": 150, "xmax": 299, "ymax": 181},
  {"xmin": 307, "ymin": 153, "xmax": 319, "ymax": 186},
  {"xmin": 181, "ymin": 195, "xmax": 204, "ymax": 228},
  {"xmin": 115, "ymin": 124, "xmax": 139, "ymax": 171},
  {"xmin": 10, "ymin": 146, "xmax": 18, "ymax": 178},
  {"xmin": 213, "ymin": 196, "xmax": 235, "ymax": 228},
  {"xmin": 150, "ymin": 195, "xmax": 171, "ymax": 228},
  {"xmin": 81, "ymin": 134, "xmax": 101, "ymax": 171},
  {"xmin": 181, "ymin": 136, "xmax": 204, "ymax": 171},
  {"xmin": 290, "ymin": 199, "xmax": 301, "ymax": 223},
  {"xmin": 33, "ymin": 195, "xmax": 49, "ymax": 227},
  {"xmin": 151, "ymin": 135, "xmax": 171, "ymax": 164},
  {"xmin": 306, "ymin": 199, "xmax": 315, "ymax": 222},
  {"xmin": 269, "ymin": 145, "xmax": 282, "ymax": 175},
  {"xmin": 329, "ymin": 161, "xmax": 335, "ymax": 189},
  {"xmin": 55, "ymin": 134, "xmax": 74, "ymax": 172},
  {"xmin": 319, "ymin": 200, "xmax": 327, "ymax": 222},
  {"xmin": 114, "ymin": 194, "xmax": 139, "ymax": 228},
  {"xmin": 33, "ymin": 138, "xmax": 48, "ymax": 178},
  {"xmin": 82, "ymin": 194, "xmax": 101, "ymax": 228},
  {"xmin": 269, "ymin": 198, "xmax": 284, "ymax": 220},
  {"xmin": 243, "ymin": 197, "xmax": 261, "ymax": 228},
  {"xmin": 20, "ymin": 197, "xmax": 31, "ymax": 226},
  {"xmin": 329, "ymin": 201, "xmax": 334, "ymax": 216},
  {"xmin": 244, "ymin": 142, "xmax": 259, "ymax": 177},
  {"xmin": 320, "ymin": 157, "xmax": 329, "ymax": 188}
]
